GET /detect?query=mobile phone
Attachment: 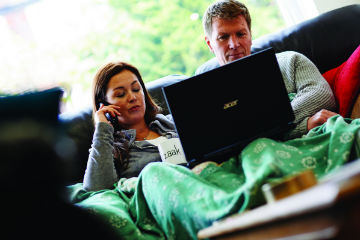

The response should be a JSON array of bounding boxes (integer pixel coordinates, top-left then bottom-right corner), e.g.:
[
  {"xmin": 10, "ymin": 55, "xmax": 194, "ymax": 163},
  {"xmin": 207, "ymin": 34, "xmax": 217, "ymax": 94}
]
[{"xmin": 102, "ymin": 102, "xmax": 121, "ymax": 130}]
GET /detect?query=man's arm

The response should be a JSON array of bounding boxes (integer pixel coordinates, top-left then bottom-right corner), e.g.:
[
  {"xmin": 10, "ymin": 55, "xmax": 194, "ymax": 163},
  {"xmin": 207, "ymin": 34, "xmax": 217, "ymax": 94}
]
[{"xmin": 277, "ymin": 51, "xmax": 337, "ymax": 139}]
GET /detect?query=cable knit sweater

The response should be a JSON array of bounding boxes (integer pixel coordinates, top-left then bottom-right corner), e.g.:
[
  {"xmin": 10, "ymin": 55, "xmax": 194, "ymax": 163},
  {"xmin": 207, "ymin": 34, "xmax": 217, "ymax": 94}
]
[{"xmin": 196, "ymin": 51, "xmax": 337, "ymax": 139}]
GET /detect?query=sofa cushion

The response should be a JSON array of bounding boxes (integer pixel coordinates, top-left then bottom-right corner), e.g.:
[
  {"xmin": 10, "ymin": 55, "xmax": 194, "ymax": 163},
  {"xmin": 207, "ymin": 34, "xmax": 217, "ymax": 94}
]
[
  {"xmin": 0, "ymin": 87, "xmax": 63, "ymax": 124},
  {"xmin": 322, "ymin": 44, "xmax": 360, "ymax": 117}
]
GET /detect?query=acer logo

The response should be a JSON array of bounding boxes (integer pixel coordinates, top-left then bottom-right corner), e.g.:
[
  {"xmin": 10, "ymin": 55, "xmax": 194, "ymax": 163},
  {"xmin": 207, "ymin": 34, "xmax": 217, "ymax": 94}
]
[{"xmin": 224, "ymin": 99, "xmax": 238, "ymax": 110}]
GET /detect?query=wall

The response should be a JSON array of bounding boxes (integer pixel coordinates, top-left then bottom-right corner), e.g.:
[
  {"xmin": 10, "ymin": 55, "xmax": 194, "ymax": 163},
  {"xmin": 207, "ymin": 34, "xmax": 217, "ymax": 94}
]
[
  {"xmin": 276, "ymin": 0, "xmax": 360, "ymax": 26},
  {"xmin": 314, "ymin": 0, "xmax": 360, "ymax": 14}
]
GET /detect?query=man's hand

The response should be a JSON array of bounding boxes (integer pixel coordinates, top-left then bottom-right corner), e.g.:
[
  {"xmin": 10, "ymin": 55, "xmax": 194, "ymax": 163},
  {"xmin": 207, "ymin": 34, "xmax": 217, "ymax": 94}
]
[{"xmin": 307, "ymin": 109, "xmax": 338, "ymax": 131}]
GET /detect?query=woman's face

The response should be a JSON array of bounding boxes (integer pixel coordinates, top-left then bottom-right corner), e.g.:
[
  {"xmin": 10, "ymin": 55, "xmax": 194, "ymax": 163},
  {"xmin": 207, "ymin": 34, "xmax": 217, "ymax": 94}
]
[{"xmin": 105, "ymin": 70, "xmax": 146, "ymax": 128}]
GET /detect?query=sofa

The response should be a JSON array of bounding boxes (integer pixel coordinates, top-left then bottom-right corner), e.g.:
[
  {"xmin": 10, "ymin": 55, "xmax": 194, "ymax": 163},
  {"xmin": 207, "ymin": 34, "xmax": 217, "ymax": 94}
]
[{"xmin": 59, "ymin": 4, "xmax": 360, "ymax": 184}]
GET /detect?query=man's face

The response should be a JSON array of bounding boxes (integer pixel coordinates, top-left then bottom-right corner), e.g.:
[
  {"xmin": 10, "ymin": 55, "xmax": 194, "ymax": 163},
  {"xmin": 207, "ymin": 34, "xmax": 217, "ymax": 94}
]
[{"xmin": 206, "ymin": 15, "xmax": 252, "ymax": 66}]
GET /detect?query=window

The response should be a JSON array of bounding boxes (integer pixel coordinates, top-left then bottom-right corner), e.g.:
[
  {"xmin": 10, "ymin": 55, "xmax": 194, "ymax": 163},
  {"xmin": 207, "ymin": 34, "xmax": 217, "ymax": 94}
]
[
  {"xmin": 275, "ymin": 0, "xmax": 318, "ymax": 26},
  {"xmin": 0, "ymin": 0, "xmax": 286, "ymax": 112},
  {"xmin": 276, "ymin": 0, "xmax": 360, "ymax": 26}
]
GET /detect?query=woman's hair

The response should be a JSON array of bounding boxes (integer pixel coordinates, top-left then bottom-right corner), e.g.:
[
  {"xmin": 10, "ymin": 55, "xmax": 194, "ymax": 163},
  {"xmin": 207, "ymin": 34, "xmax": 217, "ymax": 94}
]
[
  {"xmin": 203, "ymin": 0, "xmax": 251, "ymax": 38},
  {"xmin": 92, "ymin": 61, "xmax": 161, "ymax": 174}
]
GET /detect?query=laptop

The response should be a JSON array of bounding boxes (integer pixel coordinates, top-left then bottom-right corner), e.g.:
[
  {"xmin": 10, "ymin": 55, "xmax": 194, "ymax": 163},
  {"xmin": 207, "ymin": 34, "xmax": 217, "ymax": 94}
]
[{"xmin": 162, "ymin": 48, "xmax": 295, "ymax": 167}]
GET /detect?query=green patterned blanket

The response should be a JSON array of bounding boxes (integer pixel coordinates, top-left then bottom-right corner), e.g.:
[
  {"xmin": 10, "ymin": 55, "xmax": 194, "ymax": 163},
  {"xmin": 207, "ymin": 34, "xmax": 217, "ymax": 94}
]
[{"xmin": 68, "ymin": 115, "xmax": 360, "ymax": 239}]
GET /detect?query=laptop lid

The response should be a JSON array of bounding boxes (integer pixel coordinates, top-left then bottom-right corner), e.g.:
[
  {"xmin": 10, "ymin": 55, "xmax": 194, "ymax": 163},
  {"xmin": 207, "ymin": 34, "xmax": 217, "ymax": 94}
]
[{"xmin": 162, "ymin": 48, "xmax": 295, "ymax": 165}]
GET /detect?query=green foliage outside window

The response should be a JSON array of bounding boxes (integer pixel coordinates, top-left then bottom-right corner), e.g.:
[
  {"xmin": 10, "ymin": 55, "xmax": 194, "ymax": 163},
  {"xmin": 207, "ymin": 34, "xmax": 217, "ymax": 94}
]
[
  {"xmin": 74, "ymin": 0, "xmax": 285, "ymax": 88},
  {"xmin": 0, "ymin": 0, "xmax": 285, "ymax": 111}
]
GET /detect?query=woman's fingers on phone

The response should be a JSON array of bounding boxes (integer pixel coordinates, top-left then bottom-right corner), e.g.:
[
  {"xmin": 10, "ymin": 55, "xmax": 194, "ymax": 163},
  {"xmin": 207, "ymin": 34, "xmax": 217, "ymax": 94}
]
[
  {"xmin": 103, "ymin": 105, "xmax": 121, "ymax": 118},
  {"xmin": 107, "ymin": 105, "xmax": 120, "ymax": 115}
]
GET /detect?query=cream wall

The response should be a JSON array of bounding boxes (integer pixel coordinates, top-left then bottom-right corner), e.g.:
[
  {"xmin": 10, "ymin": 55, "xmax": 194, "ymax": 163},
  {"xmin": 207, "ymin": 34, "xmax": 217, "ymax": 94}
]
[
  {"xmin": 276, "ymin": 0, "xmax": 360, "ymax": 26},
  {"xmin": 314, "ymin": 0, "xmax": 360, "ymax": 13}
]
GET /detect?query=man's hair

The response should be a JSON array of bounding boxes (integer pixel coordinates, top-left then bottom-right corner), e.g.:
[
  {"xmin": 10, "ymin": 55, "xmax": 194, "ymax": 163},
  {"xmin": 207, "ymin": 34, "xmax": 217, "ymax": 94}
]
[{"xmin": 203, "ymin": 0, "xmax": 251, "ymax": 37}]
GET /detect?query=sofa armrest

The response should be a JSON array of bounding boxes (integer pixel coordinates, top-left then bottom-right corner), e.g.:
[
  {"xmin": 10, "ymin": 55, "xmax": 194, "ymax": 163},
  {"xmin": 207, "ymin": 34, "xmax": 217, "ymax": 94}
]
[{"xmin": 59, "ymin": 107, "xmax": 94, "ymax": 183}]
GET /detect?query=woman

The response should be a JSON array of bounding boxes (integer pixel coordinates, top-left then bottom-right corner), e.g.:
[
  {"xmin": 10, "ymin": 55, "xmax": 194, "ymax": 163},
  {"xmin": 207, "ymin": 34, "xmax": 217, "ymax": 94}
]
[{"xmin": 83, "ymin": 61, "xmax": 178, "ymax": 191}]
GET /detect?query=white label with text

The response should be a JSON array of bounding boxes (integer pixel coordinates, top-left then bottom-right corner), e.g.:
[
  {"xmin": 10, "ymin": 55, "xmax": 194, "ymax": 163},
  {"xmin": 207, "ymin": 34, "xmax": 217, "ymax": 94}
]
[{"xmin": 158, "ymin": 138, "xmax": 187, "ymax": 164}]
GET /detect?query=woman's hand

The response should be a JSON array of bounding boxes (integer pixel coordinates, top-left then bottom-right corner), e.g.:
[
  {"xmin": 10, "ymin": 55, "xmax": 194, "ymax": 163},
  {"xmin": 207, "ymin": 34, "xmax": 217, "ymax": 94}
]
[
  {"xmin": 191, "ymin": 161, "xmax": 219, "ymax": 175},
  {"xmin": 94, "ymin": 103, "xmax": 121, "ymax": 125},
  {"xmin": 307, "ymin": 109, "xmax": 338, "ymax": 131}
]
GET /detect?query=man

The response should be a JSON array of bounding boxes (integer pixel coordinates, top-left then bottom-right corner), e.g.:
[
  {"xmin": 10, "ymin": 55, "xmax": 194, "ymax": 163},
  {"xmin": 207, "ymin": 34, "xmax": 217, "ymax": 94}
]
[{"xmin": 196, "ymin": 0, "xmax": 337, "ymax": 139}]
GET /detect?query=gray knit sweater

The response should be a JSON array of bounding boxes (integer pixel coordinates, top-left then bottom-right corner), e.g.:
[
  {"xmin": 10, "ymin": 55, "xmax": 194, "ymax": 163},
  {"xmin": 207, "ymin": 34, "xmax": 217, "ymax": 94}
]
[
  {"xmin": 276, "ymin": 51, "xmax": 336, "ymax": 138},
  {"xmin": 196, "ymin": 51, "xmax": 337, "ymax": 139}
]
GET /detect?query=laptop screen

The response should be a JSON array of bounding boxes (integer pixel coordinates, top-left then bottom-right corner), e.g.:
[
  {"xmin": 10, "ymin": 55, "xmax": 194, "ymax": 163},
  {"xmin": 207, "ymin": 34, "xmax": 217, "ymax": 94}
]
[{"xmin": 162, "ymin": 48, "xmax": 294, "ymax": 164}]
